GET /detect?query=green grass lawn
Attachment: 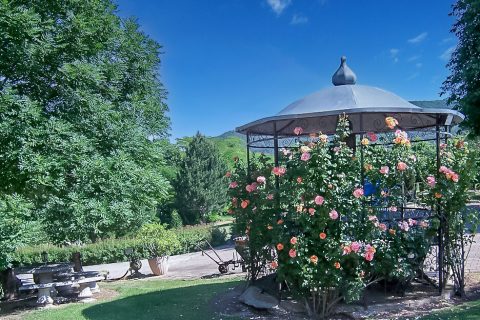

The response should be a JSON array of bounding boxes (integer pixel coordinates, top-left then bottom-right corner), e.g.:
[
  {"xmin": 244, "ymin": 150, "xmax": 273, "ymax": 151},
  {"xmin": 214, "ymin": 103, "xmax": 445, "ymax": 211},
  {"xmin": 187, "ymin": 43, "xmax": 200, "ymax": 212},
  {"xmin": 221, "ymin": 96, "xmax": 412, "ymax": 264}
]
[
  {"xmin": 417, "ymin": 299, "xmax": 480, "ymax": 320},
  {"xmin": 24, "ymin": 277, "xmax": 242, "ymax": 320}
]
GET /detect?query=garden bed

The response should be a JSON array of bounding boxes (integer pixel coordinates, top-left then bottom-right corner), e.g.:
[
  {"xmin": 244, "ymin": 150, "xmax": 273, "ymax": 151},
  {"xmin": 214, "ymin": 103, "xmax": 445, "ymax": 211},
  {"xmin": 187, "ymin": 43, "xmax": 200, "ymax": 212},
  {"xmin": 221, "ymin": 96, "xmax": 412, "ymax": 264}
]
[{"xmin": 211, "ymin": 273, "xmax": 480, "ymax": 319}]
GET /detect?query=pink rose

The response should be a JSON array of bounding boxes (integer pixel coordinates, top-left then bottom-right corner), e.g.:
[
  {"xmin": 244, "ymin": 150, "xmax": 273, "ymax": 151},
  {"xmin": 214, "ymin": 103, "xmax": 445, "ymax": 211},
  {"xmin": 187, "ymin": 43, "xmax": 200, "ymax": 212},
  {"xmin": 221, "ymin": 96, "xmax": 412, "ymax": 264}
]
[
  {"xmin": 379, "ymin": 223, "xmax": 387, "ymax": 232},
  {"xmin": 245, "ymin": 183, "xmax": 257, "ymax": 193},
  {"xmin": 397, "ymin": 162, "xmax": 408, "ymax": 171},
  {"xmin": 367, "ymin": 132, "xmax": 378, "ymax": 142},
  {"xmin": 353, "ymin": 188, "xmax": 364, "ymax": 198},
  {"xmin": 451, "ymin": 173, "xmax": 459, "ymax": 182},
  {"xmin": 314, "ymin": 195, "xmax": 324, "ymax": 205},
  {"xmin": 266, "ymin": 194, "xmax": 274, "ymax": 200},
  {"xmin": 293, "ymin": 127, "xmax": 303, "ymax": 135},
  {"xmin": 365, "ymin": 252, "xmax": 374, "ymax": 262},
  {"xmin": 308, "ymin": 208, "xmax": 316, "ymax": 215},
  {"xmin": 256, "ymin": 176, "xmax": 266, "ymax": 184},
  {"xmin": 288, "ymin": 249, "xmax": 297, "ymax": 258},
  {"xmin": 379, "ymin": 166, "xmax": 389, "ymax": 175},
  {"xmin": 229, "ymin": 181, "xmax": 238, "ymax": 189},
  {"xmin": 281, "ymin": 148, "xmax": 291, "ymax": 156},
  {"xmin": 272, "ymin": 166, "xmax": 286, "ymax": 176},
  {"xmin": 351, "ymin": 241, "xmax": 361, "ymax": 253},
  {"xmin": 408, "ymin": 218, "xmax": 417, "ymax": 226},
  {"xmin": 301, "ymin": 152, "xmax": 311, "ymax": 161},
  {"xmin": 439, "ymin": 166, "xmax": 448, "ymax": 173},
  {"xmin": 329, "ymin": 209, "xmax": 338, "ymax": 220},
  {"xmin": 290, "ymin": 237, "xmax": 297, "ymax": 245},
  {"xmin": 426, "ymin": 176, "xmax": 436, "ymax": 188}
]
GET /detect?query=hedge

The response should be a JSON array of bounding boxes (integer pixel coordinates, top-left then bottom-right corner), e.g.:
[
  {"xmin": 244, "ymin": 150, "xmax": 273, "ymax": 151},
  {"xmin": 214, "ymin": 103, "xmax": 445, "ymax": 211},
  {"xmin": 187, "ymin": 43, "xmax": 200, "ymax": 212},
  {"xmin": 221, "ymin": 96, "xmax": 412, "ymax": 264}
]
[{"xmin": 13, "ymin": 224, "xmax": 230, "ymax": 267}]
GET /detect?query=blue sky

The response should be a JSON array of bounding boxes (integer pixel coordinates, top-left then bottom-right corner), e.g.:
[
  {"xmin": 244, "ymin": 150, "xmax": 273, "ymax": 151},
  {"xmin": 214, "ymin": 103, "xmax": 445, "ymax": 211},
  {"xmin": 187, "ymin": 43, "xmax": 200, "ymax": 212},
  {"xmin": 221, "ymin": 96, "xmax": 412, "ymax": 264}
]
[{"xmin": 115, "ymin": 0, "xmax": 457, "ymax": 139}]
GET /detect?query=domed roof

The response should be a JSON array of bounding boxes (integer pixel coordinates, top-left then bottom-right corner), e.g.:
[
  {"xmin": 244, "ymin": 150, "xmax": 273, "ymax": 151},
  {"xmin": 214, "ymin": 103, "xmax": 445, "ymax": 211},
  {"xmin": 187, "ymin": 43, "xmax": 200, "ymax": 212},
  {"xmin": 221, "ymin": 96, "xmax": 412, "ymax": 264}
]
[
  {"xmin": 236, "ymin": 57, "xmax": 464, "ymax": 136},
  {"xmin": 277, "ymin": 84, "xmax": 421, "ymax": 117}
]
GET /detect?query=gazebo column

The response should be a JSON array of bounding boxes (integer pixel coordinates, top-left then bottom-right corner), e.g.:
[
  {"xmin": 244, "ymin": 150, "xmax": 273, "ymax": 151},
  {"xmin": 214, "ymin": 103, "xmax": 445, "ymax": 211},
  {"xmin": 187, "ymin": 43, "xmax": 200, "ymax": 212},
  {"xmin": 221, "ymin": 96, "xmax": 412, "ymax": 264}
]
[
  {"xmin": 436, "ymin": 122, "xmax": 445, "ymax": 295},
  {"xmin": 273, "ymin": 122, "xmax": 280, "ymax": 193}
]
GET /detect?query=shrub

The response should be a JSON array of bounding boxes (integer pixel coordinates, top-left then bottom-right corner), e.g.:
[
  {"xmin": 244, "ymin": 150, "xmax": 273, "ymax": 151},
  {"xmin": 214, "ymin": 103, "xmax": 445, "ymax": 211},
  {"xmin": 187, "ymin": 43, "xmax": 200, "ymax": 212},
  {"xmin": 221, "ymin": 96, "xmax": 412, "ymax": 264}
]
[
  {"xmin": 138, "ymin": 224, "xmax": 181, "ymax": 258},
  {"xmin": 13, "ymin": 224, "xmax": 229, "ymax": 267}
]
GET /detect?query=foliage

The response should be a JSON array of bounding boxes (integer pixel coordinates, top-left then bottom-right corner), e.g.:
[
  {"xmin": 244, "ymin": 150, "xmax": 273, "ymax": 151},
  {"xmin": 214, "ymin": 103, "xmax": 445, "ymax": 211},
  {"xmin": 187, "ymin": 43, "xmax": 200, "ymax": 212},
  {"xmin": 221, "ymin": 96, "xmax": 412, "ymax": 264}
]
[
  {"xmin": 0, "ymin": 0, "xmax": 171, "ymax": 246},
  {"xmin": 0, "ymin": 195, "xmax": 33, "ymax": 270},
  {"xmin": 423, "ymin": 137, "xmax": 480, "ymax": 296},
  {"xmin": 174, "ymin": 133, "xmax": 228, "ymax": 224},
  {"xmin": 228, "ymin": 153, "xmax": 277, "ymax": 280},
  {"xmin": 229, "ymin": 115, "xmax": 477, "ymax": 318},
  {"xmin": 138, "ymin": 223, "xmax": 181, "ymax": 258},
  {"xmin": 13, "ymin": 224, "xmax": 229, "ymax": 266},
  {"xmin": 442, "ymin": 0, "xmax": 480, "ymax": 135}
]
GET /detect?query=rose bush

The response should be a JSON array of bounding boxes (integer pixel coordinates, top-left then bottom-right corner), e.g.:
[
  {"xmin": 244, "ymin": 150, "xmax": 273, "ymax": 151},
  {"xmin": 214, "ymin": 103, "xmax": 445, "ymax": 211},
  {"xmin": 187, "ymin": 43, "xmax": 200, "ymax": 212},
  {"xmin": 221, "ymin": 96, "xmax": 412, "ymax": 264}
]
[{"xmin": 228, "ymin": 114, "xmax": 477, "ymax": 318}]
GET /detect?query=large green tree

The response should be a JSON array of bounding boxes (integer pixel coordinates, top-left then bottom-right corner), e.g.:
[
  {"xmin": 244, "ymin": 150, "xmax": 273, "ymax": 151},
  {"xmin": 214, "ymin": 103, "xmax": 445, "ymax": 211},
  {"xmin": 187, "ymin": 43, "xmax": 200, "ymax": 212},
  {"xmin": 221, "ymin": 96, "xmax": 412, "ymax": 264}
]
[
  {"xmin": 174, "ymin": 133, "xmax": 228, "ymax": 224},
  {"xmin": 442, "ymin": 0, "xmax": 480, "ymax": 135},
  {"xmin": 0, "ymin": 0, "xmax": 170, "ymax": 244}
]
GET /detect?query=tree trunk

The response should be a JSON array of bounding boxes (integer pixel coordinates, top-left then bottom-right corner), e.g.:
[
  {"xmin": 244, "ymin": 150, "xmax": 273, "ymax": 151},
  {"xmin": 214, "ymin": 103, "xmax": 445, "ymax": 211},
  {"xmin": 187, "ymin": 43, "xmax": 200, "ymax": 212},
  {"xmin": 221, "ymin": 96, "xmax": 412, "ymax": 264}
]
[{"xmin": 0, "ymin": 268, "xmax": 18, "ymax": 300}]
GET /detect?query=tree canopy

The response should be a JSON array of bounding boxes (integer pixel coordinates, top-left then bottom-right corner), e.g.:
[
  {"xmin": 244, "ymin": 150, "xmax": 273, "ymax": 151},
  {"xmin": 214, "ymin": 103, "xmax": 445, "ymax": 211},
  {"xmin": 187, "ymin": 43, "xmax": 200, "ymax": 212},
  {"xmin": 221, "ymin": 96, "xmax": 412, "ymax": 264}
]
[
  {"xmin": 442, "ymin": 0, "xmax": 480, "ymax": 135},
  {"xmin": 174, "ymin": 133, "xmax": 228, "ymax": 224},
  {"xmin": 0, "ymin": 0, "xmax": 171, "ymax": 244}
]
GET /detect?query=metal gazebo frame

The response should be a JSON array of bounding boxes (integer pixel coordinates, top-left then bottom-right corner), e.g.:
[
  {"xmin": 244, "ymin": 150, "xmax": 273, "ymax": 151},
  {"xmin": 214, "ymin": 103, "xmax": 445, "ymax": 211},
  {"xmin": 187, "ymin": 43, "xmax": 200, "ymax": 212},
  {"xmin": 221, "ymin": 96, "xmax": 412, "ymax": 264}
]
[{"xmin": 235, "ymin": 57, "xmax": 464, "ymax": 294}]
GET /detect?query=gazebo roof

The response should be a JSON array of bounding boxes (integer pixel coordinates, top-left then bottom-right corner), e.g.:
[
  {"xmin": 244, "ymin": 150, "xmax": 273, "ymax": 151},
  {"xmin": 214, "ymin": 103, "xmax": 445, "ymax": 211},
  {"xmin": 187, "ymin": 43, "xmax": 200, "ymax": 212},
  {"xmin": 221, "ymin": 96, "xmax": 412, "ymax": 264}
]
[{"xmin": 236, "ymin": 57, "xmax": 464, "ymax": 136}]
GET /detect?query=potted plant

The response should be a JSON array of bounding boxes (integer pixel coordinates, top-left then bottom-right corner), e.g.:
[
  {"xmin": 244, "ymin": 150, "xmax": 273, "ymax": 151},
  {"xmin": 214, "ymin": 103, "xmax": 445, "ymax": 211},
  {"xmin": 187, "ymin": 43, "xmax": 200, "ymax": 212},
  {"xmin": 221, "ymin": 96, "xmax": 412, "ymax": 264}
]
[{"xmin": 138, "ymin": 224, "xmax": 181, "ymax": 276}]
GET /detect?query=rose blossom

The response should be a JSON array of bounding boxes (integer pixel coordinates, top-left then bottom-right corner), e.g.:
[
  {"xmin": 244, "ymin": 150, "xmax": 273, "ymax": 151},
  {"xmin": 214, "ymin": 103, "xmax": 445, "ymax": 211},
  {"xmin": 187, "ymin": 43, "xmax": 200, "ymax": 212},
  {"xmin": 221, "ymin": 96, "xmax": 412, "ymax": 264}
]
[
  {"xmin": 379, "ymin": 166, "xmax": 389, "ymax": 175},
  {"xmin": 270, "ymin": 261, "xmax": 278, "ymax": 269},
  {"xmin": 281, "ymin": 148, "xmax": 290, "ymax": 156},
  {"xmin": 301, "ymin": 152, "xmax": 311, "ymax": 161},
  {"xmin": 439, "ymin": 165, "xmax": 449, "ymax": 173},
  {"xmin": 367, "ymin": 132, "xmax": 378, "ymax": 142},
  {"xmin": 229, "ymin": 181, "xmax": 238, "ymax": 188},
  {"xmin": 361, "ymin": 138, "xmax": 369, "ymax": 146},
  {"xmin": 256, "ymin": 176, "xmax": 266, "ymax": 184},
  {"xmin": 351, "ymin": 241, "xmax": 361, "ymax": 253},
  {"xmin": 300, "ymin": 145, "xmax": 311, "ymax": 153},
  {"xmin": 329, "ymin": 209, "xmax": 339, "ymax": 220},
  {"xmin": 353, "ymin": 188, "xmax": 364, "ymax": 198},
  {"xmin": 451, "ymin": 173, "xmax": 459, "ymax": 182},
  {"xmin": 308, "ymin": 208, "xmax": 316, "ymax": 215},
  {"xmin": 266, "ymin": 194, "xmax": 274, "ymax": 200},
  {"xmin": 319, "ymin": 232, "xmax": 327, "ymax": 240},
  {"xmin": 276, "ymin": 243, "xmax": 284, "ymax": 251},
  {"xmin": 343, "ymin": 245, "xmax": 352, "ymax": 255},
  {"xmin": 365, "ymin": 252, "xmax": 374, "ymax": 262},
  {"xmin": 310, "ymin": 255, "xmax": 318, "ymax": 264},
  {"xmin": 397, "ymin": 162, "xmax": 408, "ymax": 171},
  {"xmin": 288, "ymin": 249, "xmax": 297, "ymax": 258},
  {"xmin": 246, "ymin": 183, "xmax": 257, "ymax": 193},
  {"xmin": 385, "ymin": 116, "xmax": 399, "ymax": 129},
  {"xmin": 319, "ymin": 134, "xmax": 328, "ymax": 143},
  {"xmin": 290, "ymin": 237, "xmax": 298, "ymax": 245},
  {"xmin": 293, "ymin": 127, "xmax": 303, "ymax": 135},
  {"xmin": 272, "ymin": 166, "xmax": 286, "ymax": 176},
  {"xmin": 241, "ymin": 200, "xmax": 250, "ymax": 209},
  {"xmin": 297, "ymin": 177, "xmax": 303, "ymax": 184},
  {"xmin": 426, "ymin": 176, "xmax": 436, "ymax": 188},
  {"xmin": 277, "ymin": 219, "xmax": 284, "ymax": 225},
  {"xmin": 334, "ymin": 261, "xmax": 341, "ymax": 269},
  {"xmin": 379, "ymin": 223, "xmax": 387, "ymax": 232},
  {"xmin": 314, "ymin": 195, "xmax": 325, "ymax": 205},
  {"xmin": 225, "ymin": 171, "xmax": 231, "ymax": 178}
]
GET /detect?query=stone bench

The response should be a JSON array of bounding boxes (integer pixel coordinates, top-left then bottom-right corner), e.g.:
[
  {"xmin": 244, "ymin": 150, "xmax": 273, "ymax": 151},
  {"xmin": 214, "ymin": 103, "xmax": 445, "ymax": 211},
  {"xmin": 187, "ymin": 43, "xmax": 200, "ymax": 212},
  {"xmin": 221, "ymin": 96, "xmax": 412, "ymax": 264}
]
[{"xmin": 18, "ymin": 274, "xmax": 104, "ymax": 304}]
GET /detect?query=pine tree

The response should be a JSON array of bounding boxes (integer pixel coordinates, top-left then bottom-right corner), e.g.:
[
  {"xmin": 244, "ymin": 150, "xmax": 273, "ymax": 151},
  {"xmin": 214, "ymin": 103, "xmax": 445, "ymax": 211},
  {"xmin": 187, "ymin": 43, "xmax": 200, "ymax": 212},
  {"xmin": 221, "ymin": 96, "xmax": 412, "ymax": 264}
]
[
  {"xmin": 175, "ymin": 133, "xmax": 228, "ymax": 224},
  {"xmin": 442, "ymin": 0, "xmax": 480, "ymax": 135}
]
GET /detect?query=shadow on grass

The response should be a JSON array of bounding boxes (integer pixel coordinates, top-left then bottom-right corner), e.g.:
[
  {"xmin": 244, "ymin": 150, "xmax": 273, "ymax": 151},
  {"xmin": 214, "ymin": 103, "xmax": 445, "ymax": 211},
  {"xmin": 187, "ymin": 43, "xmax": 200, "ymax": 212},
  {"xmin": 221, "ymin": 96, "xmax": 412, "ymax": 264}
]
[{"xmin": 81, "ymin": 280, "xmax": 241, "ymax": 320}]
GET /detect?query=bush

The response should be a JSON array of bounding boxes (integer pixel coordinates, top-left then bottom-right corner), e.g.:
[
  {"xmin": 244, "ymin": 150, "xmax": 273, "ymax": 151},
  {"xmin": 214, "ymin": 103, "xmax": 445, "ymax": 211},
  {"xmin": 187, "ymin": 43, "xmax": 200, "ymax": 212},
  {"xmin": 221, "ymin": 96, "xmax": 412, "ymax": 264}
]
[
  {"xmin": 169, "ymin": 210, "xmax": 184, "ymax": 229},
  {"xmin": 13, "ymin": 224, "xmax": 229, "ymax": 267},
  {"xmin": 138, "ymin": 223, "xmax": 181, "ymax": 258},
  {"xmin": 206, "ymin": 212, "xmax": 222, "ymax": 223}
]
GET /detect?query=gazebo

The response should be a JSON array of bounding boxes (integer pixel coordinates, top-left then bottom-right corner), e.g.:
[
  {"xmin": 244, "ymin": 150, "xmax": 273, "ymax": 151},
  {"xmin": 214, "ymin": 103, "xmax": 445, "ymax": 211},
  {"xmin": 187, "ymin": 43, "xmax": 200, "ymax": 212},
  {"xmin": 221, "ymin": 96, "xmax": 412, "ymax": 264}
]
[{"xmin": 235, "ymin": 56, "xmax": 464, "ymax": 293}]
